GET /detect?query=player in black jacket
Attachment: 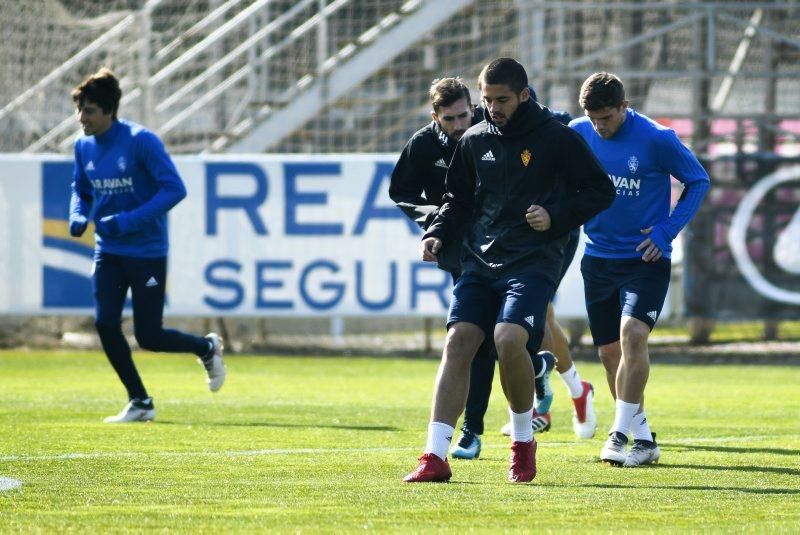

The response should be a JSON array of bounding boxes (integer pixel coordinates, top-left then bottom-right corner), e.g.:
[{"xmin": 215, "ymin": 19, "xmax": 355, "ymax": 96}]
[
  {"xmin": 392, "ymin": 79, "xmax": 597, "ymax": 463},
  {"xmin": 389, "ymin": 77, "xmax": 474, "ymax": 272},
  {"xmin": 404, "ymin": 58, "xmax": 614, "ymax": 483}
]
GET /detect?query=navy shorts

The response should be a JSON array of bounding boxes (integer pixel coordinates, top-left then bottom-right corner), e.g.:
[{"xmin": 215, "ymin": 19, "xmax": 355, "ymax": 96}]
[
  {"xmin": 447, "ymin": 271, "xmax": 555, "ymax": 354},
  {"xmin": 580, "ymin": 255, "xmax": 671, "ymax": 346}
]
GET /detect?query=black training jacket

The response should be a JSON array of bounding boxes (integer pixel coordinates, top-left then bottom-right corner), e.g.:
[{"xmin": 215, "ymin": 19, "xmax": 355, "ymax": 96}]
[
  {"xmin": 389, "ymin": 119, "xmax": 454, "ymax": 229},
  {"xmin": 424, "ymin": 99, "xmax": 615, "ymax": 283},
  {"xmin": 389, "ymin": 112, "xmax": 481, "ymax": 272}
]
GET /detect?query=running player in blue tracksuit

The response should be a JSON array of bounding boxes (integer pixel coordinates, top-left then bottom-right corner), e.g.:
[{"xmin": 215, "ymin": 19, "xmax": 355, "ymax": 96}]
[
  {"xmin": 570, "ymin": 72, "xmax": 710, "ymax": 466},
  {"xmin": 68, "ymin": 68, "xmax": 226, "ymax": 423}
]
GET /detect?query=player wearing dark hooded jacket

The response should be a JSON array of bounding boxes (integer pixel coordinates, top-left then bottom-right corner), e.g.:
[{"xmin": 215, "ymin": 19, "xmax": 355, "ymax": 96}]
[
  {"xmin": 405, "ymin": 59, "xmax": 614, "ymax": 485},
  {"xmin": 390, "ymin": 86, "xmax": 568, "ymax": 273},
  {"xmin": 425, "ymin": 98, "xmax": 614, "ymax": 284}
]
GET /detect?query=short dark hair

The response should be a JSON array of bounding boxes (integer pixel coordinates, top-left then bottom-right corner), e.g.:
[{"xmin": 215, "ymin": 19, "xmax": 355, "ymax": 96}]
[
  {"xmin": 72, "ymin": 67, "xmax": 122, "ymax": 118},
  {"xmin": 478, "ymin": 58, "xmax": 528, "ymax": 94},
  {"xmin": 429, "ymin": 77, "xmax": 471, "ymax": 113},
  {"xmin": 579, "ymin": 72, "xmax": 626, "ymax": 111}
]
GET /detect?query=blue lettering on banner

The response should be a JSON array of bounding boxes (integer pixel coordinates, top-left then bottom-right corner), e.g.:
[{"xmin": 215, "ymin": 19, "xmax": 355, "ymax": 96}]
[
  {"xmin": 353, "ymin": 162, "xmax": 419, "ymax": 235},
  {"xmin": 256, "ymin": 260, "xmax": 293, "ymax": 309},
  {"xmin": 410, "ymin": 262, "xmax": 451, "ymax": 310},
  {"xmin": 300, "ymin": 260, "xmax": 345, "ymax": 310},
  {"xmin": 356, "ymin": 260, "xmax": 396, "ymax": 310},
  {"xmin": 204, "ymin": 260, "xmax": 244, "ymax": 309},
  {"xmin": 201, "ymin": 258, "xmax": 451, "ymax": 314},
  {"xmin": 284, "ymin": 163, "xmax": 343, "ymax": 235},
  {"xmin": 206, "ymin": 163, "xmax": 269, "ymax": 235}
]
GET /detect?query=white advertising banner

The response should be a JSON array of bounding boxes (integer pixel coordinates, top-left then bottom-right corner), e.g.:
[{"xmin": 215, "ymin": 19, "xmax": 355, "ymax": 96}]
[{"xmin": 0, "ymin": 154, "xmax": 595, "ymax": 318}]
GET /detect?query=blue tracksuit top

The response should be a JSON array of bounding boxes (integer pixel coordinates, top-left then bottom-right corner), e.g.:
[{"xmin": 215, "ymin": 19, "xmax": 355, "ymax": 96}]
[
  {"xmin": 69, "ymin": 119, "xmax": 187, "ymax": 258},
  {"xmin": 569, "ymin": 109, "xmax": 710, "ymax": 259}
]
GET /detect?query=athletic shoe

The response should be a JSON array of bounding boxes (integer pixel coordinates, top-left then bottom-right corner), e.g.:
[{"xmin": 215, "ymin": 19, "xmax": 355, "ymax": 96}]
[
  {"xmin": 450, "ymin": 430, "xmax": 481, "ymax": 459},
  {"xmin": 104, "ymin": 398, "xmax": 155, "ymax": 423},
  {"xmin": 532, "ymin": 411, "xmax": 552, "ymax": 433},
  {"xmin": 508, "ymin": 439, "xmax": 537, "ymax": 483},
  {"xmin": 534, "ymin": 351, "xmax": 556, "ymax": 415},
  {"xmin": 499, "ymin": 411, "xmax": 551, "ymax": 436},
  {"xmin": 624, "ymin": 432, "xmax": 661, "ymax": 467},
  {"xmin": 200, "ymin": 332, "xmax": 226, "ymax": 392},
  {"xmin": 403, "ymin": 453, "xmax": 452, "ymax": 483},
  {"xmin": 600, "ymin": 431, "xmax": 629, "ymax": 466},
  {"xmin": 571, "ymin": 381, "xmax": 597, "ymax": 439}
]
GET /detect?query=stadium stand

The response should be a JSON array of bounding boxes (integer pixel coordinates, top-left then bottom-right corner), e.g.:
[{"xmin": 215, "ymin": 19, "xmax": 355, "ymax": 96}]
[{"xmin": 2, "ymin": 1, "xmax": 798, "ymax": 155}]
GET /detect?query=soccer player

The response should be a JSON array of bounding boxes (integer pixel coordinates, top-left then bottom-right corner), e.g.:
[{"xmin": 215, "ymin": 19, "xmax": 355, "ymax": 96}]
[
  {"xmin": 403, "ymin": 58, "xmax": 614, "ymax": 483},
  {"xmin": 68, "ymin": 68, "xmax": 226, "ymax": 423},
  {"xmin": 390, "ymin": 78, "xmax": 597, "ymax": 461},
  {"xmin": 570, "ymin": 72, "xmax": 710, "ymax": 466}
]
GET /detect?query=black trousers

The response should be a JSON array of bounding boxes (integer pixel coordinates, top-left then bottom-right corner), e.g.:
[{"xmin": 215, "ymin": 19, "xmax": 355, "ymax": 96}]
[{"xmin": 93, "ymin": 252, "xmax": 209, "ymax": 400}]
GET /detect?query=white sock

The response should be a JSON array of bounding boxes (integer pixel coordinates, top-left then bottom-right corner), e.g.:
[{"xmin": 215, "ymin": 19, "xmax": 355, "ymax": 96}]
[
  {"xmin": 559, "ymin": 364, "xmax": 584, "ymax": 398},
  {"xmin": 630, "ymin": 411, "xmax": 653, "ymax": 442},
  {"xmin": 508, "ymin": 407, "xmax": 534, "ymax": 443},
  {"xmin": 609, "ymin": 399, "xmax": 640, "ymax": 437},
  {"xmin": 424, "ymin": 422, "xmax": 454, "ymax": 461}
]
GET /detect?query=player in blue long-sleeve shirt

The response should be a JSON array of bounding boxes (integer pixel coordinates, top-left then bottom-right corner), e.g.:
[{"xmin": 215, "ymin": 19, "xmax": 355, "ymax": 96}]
[
  {"xmin": 69, "ymin": 68, "xmax": 227, "ymax": 423},
  {"xmin": 570, "ymin": 72, "xmax": 710, "ymax": 466}
]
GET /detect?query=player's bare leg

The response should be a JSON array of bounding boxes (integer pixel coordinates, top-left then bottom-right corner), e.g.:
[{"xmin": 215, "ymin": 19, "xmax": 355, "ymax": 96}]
[
  {"xmin": 598, "ymin": 340, "xmax": 621, "ymax": 399},
  {"xmin": 405, "ymin": 322, "xmax": 483, "ymax": 483},
  {"xmin": 616, "ymin": 317, "xmax": 650, "ymax": 404},
  {"xmin": 430, "ymin": 322, "xmax": 485, "ymax": 426},
  {"xmin": 541, "ymin": 304, "xmax": 597, "ymax": 438},
  {"xmin": 494, "ymin": 322, "xmax": 537, "ymax": 482},
  {"xmin": 601, "ymin": 317, "xmax": 658, "ymax": 465}
]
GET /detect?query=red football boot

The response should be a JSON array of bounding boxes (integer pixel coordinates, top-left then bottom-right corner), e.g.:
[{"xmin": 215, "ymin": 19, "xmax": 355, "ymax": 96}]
[
  {"xmin": 508, "ymin": 439, "xmax": 537, "ymax": 483},
  {"xmin": 403, "ymin": 453, "xmax": 452, "ymax": 483}
]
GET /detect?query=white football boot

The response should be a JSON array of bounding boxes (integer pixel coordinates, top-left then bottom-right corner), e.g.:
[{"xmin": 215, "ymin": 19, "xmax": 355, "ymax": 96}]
[
  {"xmin": 104, "ymin": 398, "xmax": 155, "ymax": 423},
  {"xmin": 199, "ymin": 333, "xmax": 226, "ymax": 392},
  {"xmin": 600, "ymin": 431, "xmax": 628, "ymax": 466},
  {"xmin": 624, "ymin": 433, "xmax": 661, "ymax": 467}
]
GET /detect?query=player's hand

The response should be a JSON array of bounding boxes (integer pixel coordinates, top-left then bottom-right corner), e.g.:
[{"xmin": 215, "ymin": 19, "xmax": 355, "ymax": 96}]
[
  {"xmin": 420, "ymin": 237, "xmax": 442, "ymax": 262},
  {"xmin": 636, "ymin": 227, "xmax": 663, "ymax": 262},
  {"xmin": 69, "ymin": 215, "xmax": 88, "ymax": 237},
  {"xmin": 96, "ymin": 214, "xmax": 122, "ymax": 237},
  {"xmin": 526, "ymin": 204, "xmax": 551, "ymax": 231}
]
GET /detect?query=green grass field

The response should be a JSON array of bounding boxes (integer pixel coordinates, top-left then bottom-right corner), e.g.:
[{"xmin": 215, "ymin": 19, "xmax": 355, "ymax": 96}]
[{"xmin": 1, "ymin": 350, "xmax": 799, "ymax": 533}]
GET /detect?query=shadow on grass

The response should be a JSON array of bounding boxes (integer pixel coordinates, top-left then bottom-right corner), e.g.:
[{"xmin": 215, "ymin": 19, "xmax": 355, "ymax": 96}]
[
  {"xmin": 591, "ymin": 455, "xmax": 800, "ymax": 477},
  {"xmin": 579, "ymin": 483, "xmax": 800, "ymax": 495},
  {"xmin": 664, "ymin": 463, "xmax": 800, "ymax": 477},
  {"xmin": 663, "ymin": 443, "xmax": 798, "ymax": 456},
  {"xmin": 155, "ymin": 420, "xmax": 398, "ymax": 432}
]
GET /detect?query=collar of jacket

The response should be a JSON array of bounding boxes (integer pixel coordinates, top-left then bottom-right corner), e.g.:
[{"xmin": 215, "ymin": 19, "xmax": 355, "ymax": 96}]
[
  {"xmin": 483, "ymin": 98, "xmax": 553, "ymax": 138},
  {"xmin": 431, "ymin": 120, "xmax": 453, "ymax": 148}
]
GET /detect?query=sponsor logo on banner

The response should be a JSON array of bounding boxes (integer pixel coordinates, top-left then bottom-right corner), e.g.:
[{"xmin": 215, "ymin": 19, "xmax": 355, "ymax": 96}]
[{"xmin": 3, "ymin": 155, "xmax": 595, "ymax": 317}]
